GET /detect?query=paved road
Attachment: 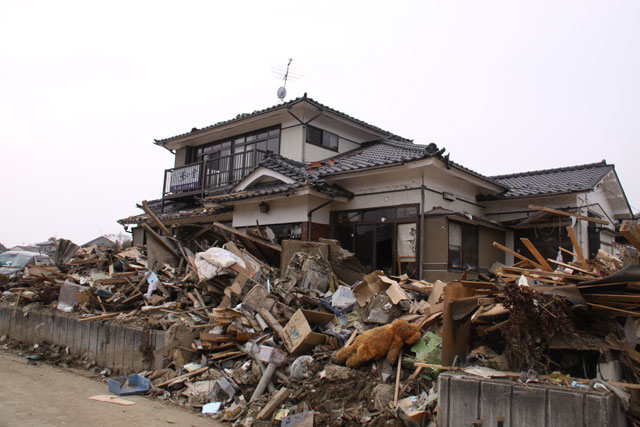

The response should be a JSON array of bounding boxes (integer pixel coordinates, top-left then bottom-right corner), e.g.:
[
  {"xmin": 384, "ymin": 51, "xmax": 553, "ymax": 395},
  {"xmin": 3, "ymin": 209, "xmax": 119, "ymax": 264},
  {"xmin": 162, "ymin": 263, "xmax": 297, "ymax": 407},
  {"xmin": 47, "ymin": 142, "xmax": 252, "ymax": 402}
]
[{"xmin": 0, "ymin": 349, "xmax": 220, "ymax": 427}]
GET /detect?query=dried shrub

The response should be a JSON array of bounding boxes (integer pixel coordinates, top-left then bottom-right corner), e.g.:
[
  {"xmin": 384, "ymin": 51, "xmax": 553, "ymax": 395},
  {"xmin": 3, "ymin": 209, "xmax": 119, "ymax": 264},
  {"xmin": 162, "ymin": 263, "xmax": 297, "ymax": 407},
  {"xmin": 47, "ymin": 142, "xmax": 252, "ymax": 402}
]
[{"xmin": 502, "ymin": 282, "xmax": 574, "ymax": 371}]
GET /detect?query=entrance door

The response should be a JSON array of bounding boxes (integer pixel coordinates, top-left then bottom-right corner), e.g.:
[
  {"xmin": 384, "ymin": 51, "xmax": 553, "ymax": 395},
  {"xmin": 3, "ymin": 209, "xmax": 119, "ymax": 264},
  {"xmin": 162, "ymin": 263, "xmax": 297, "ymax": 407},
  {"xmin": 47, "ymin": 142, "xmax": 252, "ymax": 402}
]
[{"xmin": 353, "ymin": 223, "xmax": 394, "ymax": 275}]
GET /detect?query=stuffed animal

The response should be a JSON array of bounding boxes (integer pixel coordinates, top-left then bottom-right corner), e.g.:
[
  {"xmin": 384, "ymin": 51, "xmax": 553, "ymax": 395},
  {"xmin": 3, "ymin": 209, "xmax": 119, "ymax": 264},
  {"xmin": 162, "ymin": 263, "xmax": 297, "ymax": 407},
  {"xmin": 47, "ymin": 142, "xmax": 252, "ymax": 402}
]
[{"xmin": 334, "ymin": 319, "xmax": 422, "ymax": 368}]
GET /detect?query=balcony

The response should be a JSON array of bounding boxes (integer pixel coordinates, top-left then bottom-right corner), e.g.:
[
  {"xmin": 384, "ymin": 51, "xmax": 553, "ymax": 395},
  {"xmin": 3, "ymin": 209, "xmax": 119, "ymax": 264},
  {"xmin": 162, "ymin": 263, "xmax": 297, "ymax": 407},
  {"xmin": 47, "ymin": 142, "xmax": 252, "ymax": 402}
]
[{"xmin": 162, "ymin": 149, "xmax": 269, "ymax": 200}]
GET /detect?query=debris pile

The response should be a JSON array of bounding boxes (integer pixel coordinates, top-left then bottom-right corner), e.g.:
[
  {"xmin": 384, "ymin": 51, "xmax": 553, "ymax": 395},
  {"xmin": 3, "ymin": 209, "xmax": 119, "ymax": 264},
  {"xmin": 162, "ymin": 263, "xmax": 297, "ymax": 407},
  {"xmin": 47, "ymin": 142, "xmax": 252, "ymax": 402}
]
[{"xmin": 1, "ymin": 210, "xmax": 640, "ymax": 425}]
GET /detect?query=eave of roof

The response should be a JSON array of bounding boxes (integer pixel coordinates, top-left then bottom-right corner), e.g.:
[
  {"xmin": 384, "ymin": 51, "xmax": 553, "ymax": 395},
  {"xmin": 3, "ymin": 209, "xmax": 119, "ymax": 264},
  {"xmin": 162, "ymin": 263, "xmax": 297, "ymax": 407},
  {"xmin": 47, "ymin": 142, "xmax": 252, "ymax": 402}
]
[{"xmin": 479, "ymin": 161, "xmax": 614, "ymax": 201}]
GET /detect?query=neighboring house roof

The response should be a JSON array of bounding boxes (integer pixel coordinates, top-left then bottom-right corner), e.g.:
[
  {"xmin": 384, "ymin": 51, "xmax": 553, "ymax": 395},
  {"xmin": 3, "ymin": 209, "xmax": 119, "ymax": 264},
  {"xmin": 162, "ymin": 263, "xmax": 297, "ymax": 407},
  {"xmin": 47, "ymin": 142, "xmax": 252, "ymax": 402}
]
[
  {"xmin": 82, "ymin": 236, "xmax": 116, "ymax": 248},
  {"xmin": 481, "ymin": 161, "xmax": 614, "ymax": 200},
  {"xmin": 154, "ymin": 94, "xmax": 410, "ymax": 145}
]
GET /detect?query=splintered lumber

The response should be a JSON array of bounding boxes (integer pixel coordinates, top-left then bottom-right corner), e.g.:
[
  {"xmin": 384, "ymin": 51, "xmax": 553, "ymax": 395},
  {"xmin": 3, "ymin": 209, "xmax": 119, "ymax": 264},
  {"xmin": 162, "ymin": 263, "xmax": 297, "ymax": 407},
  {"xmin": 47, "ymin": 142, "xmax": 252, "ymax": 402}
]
[
  {"xmin": 546, "ymin": 258, "xmax": 594, "ymax": 276},
  {"xmin": 621, "ymin": 220, "xmax": 640, "ymax": 251},
  {"xmin": 519, "ymin": 238, "xmax": 553, "ymax": 272},
  {"xmin": 587, "ymin": 302, "xmax": 640, "ymax": 317},
  {"xmin": 213, "ymin": 222, "xmax": 281, "ymax": 252},
  {"xmin": 559, "ymin": 246, "xmax": 578, "ymax": 259},
  {"xmin": 393, "ymin": 353, "xmax": 403, "ymax": 407},
  {"xmin": 141, "ymin": 223, "xmax": 180, "ymax": 259},
  {"xmin": 566, "ymin": 226, "xmax": 588, "ymax": 270},
  {"xmin": 78, "ymin": 312, "xmax": 121, "ymax": 322},
  {"xmin": 141, "ymin": 200, "xmax": 173, "ymax": 237},
  {"xmin": 492, "ymin": 242, "xmax": 542, "ymax": 269},
  {"xmin": 156, "ymin": 366, "xmax": 209, "ymax": 387},
  {"xmin": 498, "ymin": 265, "xmax": 595, "ymax": 281},
  {"xmin": 257, "ymin": 388, "xmax": 291, "ymax": 420},
  {"xmin": 528, "ymin": 205, "xmax": 609, "ymax": 225},
  {"xmin": 256, "ymin": 308, "xmax": 288, "ymax": 346}
]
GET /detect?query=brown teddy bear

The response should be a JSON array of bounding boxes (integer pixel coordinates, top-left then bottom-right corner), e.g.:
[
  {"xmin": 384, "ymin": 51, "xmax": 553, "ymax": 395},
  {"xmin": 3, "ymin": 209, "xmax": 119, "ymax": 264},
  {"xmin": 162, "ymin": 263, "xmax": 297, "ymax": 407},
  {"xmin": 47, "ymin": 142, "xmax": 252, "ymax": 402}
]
[{"xmin": 335, "ymin": 319, "xmax": 422, "ymax": 368}]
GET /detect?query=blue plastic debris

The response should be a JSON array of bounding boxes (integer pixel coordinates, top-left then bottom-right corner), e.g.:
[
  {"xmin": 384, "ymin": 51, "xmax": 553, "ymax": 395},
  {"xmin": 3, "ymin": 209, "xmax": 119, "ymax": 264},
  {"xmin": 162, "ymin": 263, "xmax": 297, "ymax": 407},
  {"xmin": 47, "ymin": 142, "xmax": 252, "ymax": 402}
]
[{"xmin": 108, "ymin": 374, "xmax": 151, "ymax": 396}]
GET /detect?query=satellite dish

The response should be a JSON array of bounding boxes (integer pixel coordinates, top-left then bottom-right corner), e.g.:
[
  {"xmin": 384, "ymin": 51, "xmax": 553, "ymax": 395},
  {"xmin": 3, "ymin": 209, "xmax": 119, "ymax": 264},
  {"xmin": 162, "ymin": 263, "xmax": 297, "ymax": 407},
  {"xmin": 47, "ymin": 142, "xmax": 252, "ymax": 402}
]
[{"xmin": 277, "ymin": 86, "xmax": 287, "ymax": 101}]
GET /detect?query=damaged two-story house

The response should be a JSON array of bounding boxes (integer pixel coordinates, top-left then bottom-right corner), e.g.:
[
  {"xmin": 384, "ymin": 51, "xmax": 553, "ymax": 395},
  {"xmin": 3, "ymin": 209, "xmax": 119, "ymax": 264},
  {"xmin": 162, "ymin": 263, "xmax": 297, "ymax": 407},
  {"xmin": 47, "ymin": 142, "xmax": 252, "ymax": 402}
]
[{"xmin": 118, "ymin": 94, "xmax": 635, "ymax": 281}]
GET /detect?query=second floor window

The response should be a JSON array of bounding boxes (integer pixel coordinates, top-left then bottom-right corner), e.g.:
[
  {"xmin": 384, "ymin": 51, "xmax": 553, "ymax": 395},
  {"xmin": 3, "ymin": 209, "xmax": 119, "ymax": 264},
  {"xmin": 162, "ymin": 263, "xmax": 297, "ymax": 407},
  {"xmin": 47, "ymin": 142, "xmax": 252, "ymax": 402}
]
[
  {"xmin": 306, "ymin": 125, "xmax": 338, "ymax": 151},
  {"xmin": 193, "ymin": 127, "xmax": 280, "ymax": 163}
]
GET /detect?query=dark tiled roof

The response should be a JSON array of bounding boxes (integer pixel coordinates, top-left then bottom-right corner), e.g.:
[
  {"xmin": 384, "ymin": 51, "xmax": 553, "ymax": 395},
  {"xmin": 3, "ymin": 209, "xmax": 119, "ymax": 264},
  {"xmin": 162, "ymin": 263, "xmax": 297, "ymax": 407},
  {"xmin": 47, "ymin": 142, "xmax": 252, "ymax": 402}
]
[
  {"xmin": 312, "ymin": 141, "xmax": 444, "ymax": 175},
  {"xmin": 211, "ymin": 154, "xmax": 353, "ymax": 203},
  {"xmin": 256, "ymin": 155, "xmax": 308, "ymax": 181},
  {"xmin": 155, "ymin": 94, "xmax": 409, "ymax": 145},
  {"xmin": 482, "ymin": 161, "xmax": 612, "ymax": 200}
]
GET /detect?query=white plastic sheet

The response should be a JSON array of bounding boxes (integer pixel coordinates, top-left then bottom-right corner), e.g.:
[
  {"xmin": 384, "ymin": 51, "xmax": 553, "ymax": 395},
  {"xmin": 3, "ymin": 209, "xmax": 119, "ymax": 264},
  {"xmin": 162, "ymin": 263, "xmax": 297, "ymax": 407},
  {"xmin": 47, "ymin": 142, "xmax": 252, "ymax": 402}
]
[{"xmin": 195, "ymin": 247, "xmax": 246, "ymax": 281}]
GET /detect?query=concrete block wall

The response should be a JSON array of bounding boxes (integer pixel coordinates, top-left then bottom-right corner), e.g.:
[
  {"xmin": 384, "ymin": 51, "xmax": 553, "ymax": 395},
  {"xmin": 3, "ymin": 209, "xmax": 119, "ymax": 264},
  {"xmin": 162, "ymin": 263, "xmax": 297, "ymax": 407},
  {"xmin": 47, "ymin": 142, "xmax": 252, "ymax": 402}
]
[
  {"xmin": 438, "ymin": 372, "xmax": 626, "ymax": 427},
  {"xmin": 0, "ymin": 305, "xmax": 169, "ymax": 374}
]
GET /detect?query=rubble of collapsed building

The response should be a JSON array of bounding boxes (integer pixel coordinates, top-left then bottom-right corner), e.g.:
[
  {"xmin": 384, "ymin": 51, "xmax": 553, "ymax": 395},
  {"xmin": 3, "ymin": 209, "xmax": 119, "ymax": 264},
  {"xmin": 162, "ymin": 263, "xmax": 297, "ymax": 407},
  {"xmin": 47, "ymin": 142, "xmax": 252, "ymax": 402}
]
[{"xmin": 1, "ymin": 212, "xmax": 640, "ymax": 426}]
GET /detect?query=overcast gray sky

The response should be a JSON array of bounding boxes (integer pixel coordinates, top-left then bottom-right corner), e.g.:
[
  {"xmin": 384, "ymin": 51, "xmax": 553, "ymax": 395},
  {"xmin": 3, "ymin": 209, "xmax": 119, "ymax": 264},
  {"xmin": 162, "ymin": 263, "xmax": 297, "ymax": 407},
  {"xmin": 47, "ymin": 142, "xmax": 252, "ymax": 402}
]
[{"xmin": 1, "ymin": 0, "xmax": 639, "ymax": 248}]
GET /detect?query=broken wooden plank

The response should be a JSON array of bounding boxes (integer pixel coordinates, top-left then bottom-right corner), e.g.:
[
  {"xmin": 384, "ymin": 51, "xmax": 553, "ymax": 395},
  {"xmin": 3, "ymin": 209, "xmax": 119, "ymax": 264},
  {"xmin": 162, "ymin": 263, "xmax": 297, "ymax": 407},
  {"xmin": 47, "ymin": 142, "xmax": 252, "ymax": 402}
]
[
  {"xmin": 492, "ymin": 241, "xmax": 542, "ymax": 269},
  {"xmin": 621, "ymin": 220, "xmax": 640, "ymax": 252},
  {"xmin": 566, "ymin": 226, "xmax": 589, "ymax": 270},
  {"xmin": 519, "ymin": 238, "xmax": 553, "ymax": 272},
  {"xmin": 141, "ymin": 223, "xmax": 180, "ymax": 259},
  {"xmin": 78, "ymin": 312, "xmax": 121, "ymax": 322},
  {"xmin": 141, "ymin": 200, "xmax": 173, "ymax": 237},
  {"xmin": 156, "ymin": 366, "xmax": 209, "ymax": 387},
  {"xmin": 587, "ymin": 302, "xmax": 640, "ymax": 318},
  {"xmin": 528, "ymin": 204, "xmax": 609, "ymax": 225},
  {"xmin": 546, "ymin": 258, "xmax": 594, "ymax": 275},
  {"xmin": 213, "ymin": 222, "xmax": 281, "ymax": 252},
  {"xmin": 257, "ymin": 388, "xmax": 291, "ymax": 420}
]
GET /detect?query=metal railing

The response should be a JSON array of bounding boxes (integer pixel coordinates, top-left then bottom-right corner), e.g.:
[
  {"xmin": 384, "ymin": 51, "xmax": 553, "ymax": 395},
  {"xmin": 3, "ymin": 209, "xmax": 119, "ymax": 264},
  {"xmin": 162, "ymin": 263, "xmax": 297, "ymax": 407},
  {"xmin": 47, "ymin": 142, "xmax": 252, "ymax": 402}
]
[{"xmin": 162, "ymin": 149, "xmax": 270, "ymax": 198}]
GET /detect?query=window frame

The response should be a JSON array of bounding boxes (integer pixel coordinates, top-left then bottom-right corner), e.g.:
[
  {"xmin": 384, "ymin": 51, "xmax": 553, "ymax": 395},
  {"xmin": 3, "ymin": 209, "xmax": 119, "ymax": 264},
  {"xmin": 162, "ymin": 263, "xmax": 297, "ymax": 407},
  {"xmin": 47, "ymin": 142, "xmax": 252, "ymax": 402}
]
[
  {"xmin": 192, "ymin": 125, "xmax": 281, "ymax": 164},
  {"xmin": 305, "ymin": 125, "xmax": 339, "ymax": 152},
  {"xmin": 447, "ymin": 220, "xmax": 479, "ymax": 271}
]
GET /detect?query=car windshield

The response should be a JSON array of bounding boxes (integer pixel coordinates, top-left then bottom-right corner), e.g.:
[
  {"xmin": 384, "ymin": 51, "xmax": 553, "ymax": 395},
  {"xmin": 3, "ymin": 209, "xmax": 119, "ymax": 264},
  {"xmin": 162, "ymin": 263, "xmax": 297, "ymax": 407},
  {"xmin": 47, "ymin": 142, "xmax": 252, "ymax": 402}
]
[{"xmin": 0, "ymin": 253, "xmax": 33, "ymax": 269}]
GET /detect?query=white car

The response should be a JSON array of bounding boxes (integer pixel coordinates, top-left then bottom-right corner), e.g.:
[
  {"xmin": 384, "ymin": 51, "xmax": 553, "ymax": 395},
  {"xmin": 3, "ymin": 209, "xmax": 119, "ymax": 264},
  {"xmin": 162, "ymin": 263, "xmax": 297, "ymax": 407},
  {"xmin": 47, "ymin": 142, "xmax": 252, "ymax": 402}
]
[{"xmin": 0, "ymin": 250, "xmax": 53, "ymax": 277}]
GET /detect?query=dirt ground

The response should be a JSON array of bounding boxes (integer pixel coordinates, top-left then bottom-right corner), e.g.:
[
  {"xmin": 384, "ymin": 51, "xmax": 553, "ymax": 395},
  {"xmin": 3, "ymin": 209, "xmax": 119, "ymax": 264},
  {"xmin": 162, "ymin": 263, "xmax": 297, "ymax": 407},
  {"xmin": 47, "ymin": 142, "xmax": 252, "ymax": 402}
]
[{"xmin": 0, "ymin": 349, "xmax": 221, "ymax": 427}]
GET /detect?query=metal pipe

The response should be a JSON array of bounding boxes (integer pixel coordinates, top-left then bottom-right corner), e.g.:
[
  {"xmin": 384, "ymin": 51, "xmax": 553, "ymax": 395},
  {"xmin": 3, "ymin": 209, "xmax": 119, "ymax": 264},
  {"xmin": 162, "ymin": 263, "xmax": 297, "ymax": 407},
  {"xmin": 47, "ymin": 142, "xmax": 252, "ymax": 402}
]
[
  {"xmin": 419, "ymin": 173, "xmax": 425, "ymax": 280},
  {"xmin": 307, "ymin": 199, "xmax": 333, "ymax": 241}
]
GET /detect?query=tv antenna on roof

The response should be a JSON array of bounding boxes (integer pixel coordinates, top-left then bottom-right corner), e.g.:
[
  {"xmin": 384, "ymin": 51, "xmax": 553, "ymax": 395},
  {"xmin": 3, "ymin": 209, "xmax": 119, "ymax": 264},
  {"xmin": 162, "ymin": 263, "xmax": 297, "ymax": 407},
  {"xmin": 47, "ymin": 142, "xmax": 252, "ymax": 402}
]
[{"xmin": 276, "ymin": 58, "xmax": 294, "ymax": 101}]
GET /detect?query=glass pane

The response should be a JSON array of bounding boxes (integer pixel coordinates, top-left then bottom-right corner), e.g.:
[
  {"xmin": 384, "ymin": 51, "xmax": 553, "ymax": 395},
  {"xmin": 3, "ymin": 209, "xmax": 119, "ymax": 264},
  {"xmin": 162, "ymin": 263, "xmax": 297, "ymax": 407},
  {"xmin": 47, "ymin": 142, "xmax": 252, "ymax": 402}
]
[
  {"xmin": 449, "ymin": 246, "xmax": 462, "ymax": 269},
  {"xmin": 269, "ymin": 129, "xmax": 280, "ymax": 136},
  {"xmin": 363, "ymin": 209, "xmax": 383, "ymax": 221},
  {"xmin": 383, "ymin": 207, "xmax": 396, "ymax": 220},
  {"xmin": 355, "ymin": 225, "xmax": 374, "ymax": 273},
  {"xmin": 336, "ymin": 225, "xmax": 354, "ymax": 252},
  {"xmin": 323, "ymin": 132, "xmax": 338, "ymax": 150},
  {"xmin": 267, "ymin": 138, "xmax": 279, "ymax": 153},
  {"xmin": 306, "ymin": 127, "xmax": 322, "ymax": 145},
  {"xmin": 246, "ymin": 135, "xmax": 257, "ymax": 142},
  {"xmin": 257, "ymin": 141, "xmax": 267, "ymax": 152},
  {"xmin": 258, "ymin": 132, "xmax": 268, "ymax": 139},
  {"xmin": 376, "ymin": 223, "xmax": 394, "ymax": 275},
  {"xmin": 449, "ymin": 222, "xmax": 462, "ymax": 246}
]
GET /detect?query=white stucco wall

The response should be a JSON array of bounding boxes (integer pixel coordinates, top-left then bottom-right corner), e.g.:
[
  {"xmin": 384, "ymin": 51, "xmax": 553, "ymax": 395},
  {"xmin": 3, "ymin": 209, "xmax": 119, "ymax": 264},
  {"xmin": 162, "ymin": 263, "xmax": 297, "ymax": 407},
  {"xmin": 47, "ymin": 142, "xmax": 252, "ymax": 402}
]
[
  {"xmin": 328, "ymin": 163, "xmax": 490, "ymax": 217},
  {"xmin": 231, "ymin": 194, "xmax": 335, "ymax": 228},
  {"xmin": 279, "ymin": 125, "xmax": 303, "ymax": 161}
]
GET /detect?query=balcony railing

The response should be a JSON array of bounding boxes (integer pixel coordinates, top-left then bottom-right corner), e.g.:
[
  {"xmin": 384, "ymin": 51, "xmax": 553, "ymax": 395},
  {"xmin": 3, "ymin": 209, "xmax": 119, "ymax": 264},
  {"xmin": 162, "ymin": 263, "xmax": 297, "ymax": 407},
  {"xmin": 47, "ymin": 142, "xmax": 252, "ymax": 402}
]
[{"xmin": 163, "ymin": 149, "xmax": 269, "ymax": 199}]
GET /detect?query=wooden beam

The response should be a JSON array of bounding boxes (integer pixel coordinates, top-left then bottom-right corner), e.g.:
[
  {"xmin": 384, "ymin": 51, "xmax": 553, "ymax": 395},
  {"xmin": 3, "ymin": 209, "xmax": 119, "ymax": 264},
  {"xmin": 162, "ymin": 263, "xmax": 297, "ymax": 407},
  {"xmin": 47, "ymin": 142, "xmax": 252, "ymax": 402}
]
[
  {"xmin": 528, "ymin": 205, "xmax": 609, "ymax": 225},
  {"xmin": 141, "ymin": 200, "xmax": 173, "ymax": 236},
  {"xmin": 213, "ymin": 222, "xmax": 281, "ymax": 252},
  {"xmin": 257, "ymin": 388, "xmax": 291, "ymax": 420},
  {"xmin": 141, "ymin": 223, "xmax": 180, "ymax": 259},
  {"xmin": 588, "ymin": 302, "xmax": 640, "ymax": 318},
  {"xmin": 546, "ymin": 258, "xmax": 594, "ymax": 275},
  {"xmin": 492, "ymin": 241, "xmax": 542, "ymax": 269},
  {"xmin": 519, "ymin": 238, "xmax": 553, "ymax": 271},
  {"xmin": 566, "ymin": 226, "xmax": 589, "ymax": 270},
  {"xmin": 621, "ymin": 220, "xmax": 640, "ymax": 251}
]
